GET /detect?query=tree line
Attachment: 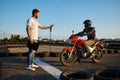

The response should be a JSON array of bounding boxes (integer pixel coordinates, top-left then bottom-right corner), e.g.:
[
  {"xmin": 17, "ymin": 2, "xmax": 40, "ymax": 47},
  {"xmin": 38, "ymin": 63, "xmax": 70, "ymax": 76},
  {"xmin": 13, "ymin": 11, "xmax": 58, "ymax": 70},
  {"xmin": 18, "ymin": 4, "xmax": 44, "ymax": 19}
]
[
  {"xmin": 0, "ymin": 34, "xmax": 27, "ymax": 43},
  {"xmin": 0, "ymin": 34, "xmax": 67, "ymax": 45}
]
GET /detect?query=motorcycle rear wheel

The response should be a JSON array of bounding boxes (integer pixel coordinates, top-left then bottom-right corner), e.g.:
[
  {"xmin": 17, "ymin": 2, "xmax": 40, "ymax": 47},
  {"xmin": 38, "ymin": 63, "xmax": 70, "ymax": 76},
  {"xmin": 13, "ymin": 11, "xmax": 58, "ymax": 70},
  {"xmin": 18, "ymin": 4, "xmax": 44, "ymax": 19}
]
[
  {"xmin": 92, "ymin": 49, "xmax": 103, "ymax": 63},
  {"xmin": 60, "ymin": 50, "xmax": 78, "ymax": 66}
]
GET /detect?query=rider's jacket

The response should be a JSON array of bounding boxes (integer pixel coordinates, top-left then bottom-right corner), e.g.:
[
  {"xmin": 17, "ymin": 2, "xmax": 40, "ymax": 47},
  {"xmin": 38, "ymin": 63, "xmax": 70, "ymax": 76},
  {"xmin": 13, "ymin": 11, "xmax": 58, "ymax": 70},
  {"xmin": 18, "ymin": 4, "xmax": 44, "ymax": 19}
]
[{"xmin": 75, "ymin": 27, "xmax": 96, "ymax": 40}]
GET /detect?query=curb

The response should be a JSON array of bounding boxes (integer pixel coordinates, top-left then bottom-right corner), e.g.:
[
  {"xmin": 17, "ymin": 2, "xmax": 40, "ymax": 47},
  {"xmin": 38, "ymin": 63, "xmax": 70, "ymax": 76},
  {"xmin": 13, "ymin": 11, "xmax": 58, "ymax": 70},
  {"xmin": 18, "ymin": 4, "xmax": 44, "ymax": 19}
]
[{"xmin": 103, "ymin": 49, "xmax": 120, "ymax": 54}]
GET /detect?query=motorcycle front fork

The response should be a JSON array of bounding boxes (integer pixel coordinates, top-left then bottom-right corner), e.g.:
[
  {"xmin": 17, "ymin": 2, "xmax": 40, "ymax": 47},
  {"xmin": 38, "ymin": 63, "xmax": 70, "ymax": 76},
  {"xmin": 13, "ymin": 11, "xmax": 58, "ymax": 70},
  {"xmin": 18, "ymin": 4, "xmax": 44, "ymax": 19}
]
[
  {"xmin": 68, "ymin": 41, "xmax": 77, "ymax": 58},
  {"xmin": 68, "ymin": 46, "xmax": 75, "ymax": 58}
]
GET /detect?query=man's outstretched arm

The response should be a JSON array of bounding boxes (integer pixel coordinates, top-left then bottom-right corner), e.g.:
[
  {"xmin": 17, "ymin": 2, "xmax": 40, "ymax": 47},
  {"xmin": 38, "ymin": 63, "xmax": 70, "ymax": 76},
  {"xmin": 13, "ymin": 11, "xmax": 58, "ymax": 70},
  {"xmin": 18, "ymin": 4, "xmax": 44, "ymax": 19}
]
[{"xmin": 38, "ymin": 24, "xmax": 54, "ymax": 29}]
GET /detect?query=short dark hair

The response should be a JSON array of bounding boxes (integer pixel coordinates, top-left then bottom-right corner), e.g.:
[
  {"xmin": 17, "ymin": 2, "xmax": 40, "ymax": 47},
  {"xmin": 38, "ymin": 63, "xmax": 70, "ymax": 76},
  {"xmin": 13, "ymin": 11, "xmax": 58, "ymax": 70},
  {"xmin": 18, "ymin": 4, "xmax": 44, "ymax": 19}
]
[{"xmin": 32, "ymin": 9, "xmax": 40, "ymax": 15}]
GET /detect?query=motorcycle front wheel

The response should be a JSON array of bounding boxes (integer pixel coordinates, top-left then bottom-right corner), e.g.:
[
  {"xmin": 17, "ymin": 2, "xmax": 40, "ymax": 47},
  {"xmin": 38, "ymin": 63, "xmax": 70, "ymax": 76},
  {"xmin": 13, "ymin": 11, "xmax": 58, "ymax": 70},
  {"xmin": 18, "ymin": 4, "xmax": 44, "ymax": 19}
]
[{"xmin": 60, "ymin": 50, "xmax": 77, "ymax": 66}]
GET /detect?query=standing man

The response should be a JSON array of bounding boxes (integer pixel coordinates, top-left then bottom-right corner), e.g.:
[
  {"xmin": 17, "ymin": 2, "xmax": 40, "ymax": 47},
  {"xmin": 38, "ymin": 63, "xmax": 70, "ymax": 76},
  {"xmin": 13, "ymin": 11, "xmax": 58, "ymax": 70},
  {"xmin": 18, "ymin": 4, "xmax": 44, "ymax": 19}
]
[{"xmin": 26, "ymin": 9, "xmax": 54, "ymax": 71}]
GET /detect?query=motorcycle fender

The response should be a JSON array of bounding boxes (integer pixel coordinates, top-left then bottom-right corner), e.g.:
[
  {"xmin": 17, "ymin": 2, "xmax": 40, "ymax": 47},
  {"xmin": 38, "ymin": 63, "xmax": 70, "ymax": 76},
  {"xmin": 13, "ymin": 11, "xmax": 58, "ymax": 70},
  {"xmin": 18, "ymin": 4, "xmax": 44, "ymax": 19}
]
[{"xmin": 63, "ymin": 47, "xmax": 72, "ymax": 53}]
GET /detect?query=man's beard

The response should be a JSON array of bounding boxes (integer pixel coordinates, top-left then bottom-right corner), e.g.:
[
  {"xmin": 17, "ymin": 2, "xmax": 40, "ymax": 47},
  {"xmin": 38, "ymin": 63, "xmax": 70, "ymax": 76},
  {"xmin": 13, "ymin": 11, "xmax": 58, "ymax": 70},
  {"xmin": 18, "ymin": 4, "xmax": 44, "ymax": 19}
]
[
  {"xmin": 35, "ymin": 15, "xmax": 38, "ymax": 19},
  {"xmin": 36, "ymin": 16, "xmax": 38, "ymax": 18}
]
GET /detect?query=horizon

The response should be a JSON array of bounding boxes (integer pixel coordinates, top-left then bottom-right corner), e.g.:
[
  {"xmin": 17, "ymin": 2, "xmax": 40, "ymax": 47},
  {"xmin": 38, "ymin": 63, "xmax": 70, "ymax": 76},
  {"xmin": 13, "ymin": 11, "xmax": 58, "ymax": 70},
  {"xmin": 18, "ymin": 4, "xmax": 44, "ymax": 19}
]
[{"xmin": 0, "ymin": 0, "xmax": 120, "ymax": 40}]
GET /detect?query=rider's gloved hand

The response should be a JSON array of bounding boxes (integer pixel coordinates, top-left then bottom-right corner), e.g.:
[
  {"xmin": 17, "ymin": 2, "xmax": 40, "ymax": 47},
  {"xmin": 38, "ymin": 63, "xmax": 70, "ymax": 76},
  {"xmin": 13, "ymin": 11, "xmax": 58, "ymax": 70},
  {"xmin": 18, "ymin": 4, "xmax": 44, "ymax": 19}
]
[{"xmin": 83, "ymin": 33, "xmax": 87, "ymax": 36}]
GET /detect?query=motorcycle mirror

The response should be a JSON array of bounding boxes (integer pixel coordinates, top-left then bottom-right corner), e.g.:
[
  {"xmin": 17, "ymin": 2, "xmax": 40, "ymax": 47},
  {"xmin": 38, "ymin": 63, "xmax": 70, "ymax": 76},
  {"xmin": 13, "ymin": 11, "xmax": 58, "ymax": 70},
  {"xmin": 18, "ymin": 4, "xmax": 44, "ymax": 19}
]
[{"xmin": 72, "ymin": 30, "xmax": 74, "ymax": 34}]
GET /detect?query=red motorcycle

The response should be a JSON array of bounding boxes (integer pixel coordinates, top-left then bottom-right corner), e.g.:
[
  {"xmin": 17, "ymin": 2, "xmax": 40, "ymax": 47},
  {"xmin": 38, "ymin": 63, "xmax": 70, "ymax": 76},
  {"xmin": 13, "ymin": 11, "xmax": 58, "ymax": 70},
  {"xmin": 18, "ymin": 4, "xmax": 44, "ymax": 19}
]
[{"xmin": 60, "ymin": 34, "xmax": 105, "ymax": 66}]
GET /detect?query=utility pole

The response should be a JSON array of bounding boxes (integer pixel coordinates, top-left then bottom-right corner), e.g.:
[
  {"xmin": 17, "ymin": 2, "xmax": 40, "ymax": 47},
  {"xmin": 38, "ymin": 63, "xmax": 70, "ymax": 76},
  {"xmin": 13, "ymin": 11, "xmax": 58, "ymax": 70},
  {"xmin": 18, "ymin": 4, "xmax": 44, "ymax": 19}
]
[
  {"xmin": 49, "ymin": 24, "xmax": 54, "ymax": 53},
  {"xmin": 49, "ymin": 26, "xmax": 52, "ymax": 53}
]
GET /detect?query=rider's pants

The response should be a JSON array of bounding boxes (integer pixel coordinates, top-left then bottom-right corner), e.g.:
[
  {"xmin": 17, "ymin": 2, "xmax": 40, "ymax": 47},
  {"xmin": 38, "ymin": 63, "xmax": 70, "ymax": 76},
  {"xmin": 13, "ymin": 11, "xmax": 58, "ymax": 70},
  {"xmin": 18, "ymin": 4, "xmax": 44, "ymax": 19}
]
[{"xmin": 84, "ymin": 40, "xmax": 95, "ymax": 53}]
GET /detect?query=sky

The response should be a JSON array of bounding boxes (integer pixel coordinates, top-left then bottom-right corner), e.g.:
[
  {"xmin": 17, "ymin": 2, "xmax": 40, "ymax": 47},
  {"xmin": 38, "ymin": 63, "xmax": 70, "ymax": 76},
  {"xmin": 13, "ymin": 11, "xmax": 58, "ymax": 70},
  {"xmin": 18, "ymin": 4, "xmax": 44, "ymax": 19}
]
[{"xmin": 0, "ymin": 0, "xmax": 120, "ymax": 40}]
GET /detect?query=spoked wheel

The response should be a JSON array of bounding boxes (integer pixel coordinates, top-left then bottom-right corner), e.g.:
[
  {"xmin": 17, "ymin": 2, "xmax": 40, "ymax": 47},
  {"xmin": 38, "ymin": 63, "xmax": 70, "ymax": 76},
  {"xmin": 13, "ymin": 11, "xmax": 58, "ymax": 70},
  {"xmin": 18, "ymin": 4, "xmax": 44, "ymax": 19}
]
[
  {"xmin": 60, "ymin": 50, "xmax": 78, "ymax": 66},
  {"xmin": 92, "ymin": 49, "xmax": 103, "ymax": 63}
]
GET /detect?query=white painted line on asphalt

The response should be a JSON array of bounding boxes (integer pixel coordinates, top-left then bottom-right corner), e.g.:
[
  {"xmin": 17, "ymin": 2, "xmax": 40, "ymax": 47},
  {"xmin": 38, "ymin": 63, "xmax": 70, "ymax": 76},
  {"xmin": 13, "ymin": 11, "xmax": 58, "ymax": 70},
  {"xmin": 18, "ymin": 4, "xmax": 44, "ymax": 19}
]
[{"xmin": 34, "ymin": 59, "xmax": 62, "ymax": 80}]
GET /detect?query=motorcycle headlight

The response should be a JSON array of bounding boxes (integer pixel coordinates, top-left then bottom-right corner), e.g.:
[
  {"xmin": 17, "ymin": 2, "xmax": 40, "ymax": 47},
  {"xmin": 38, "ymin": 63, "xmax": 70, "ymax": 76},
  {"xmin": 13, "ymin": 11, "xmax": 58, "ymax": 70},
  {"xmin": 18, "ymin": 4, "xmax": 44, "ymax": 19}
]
[{"xmin": 66, "ymin": 39, "xmax": 71, "ymax": 44}]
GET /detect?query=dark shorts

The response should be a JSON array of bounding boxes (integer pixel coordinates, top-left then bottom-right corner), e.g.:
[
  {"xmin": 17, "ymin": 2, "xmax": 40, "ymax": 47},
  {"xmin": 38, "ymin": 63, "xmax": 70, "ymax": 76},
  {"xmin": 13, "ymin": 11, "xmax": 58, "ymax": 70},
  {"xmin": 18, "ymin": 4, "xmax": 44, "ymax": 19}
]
[{"xmin": 27, "ymin": 40, "xmax": 39, "ymax": 51}]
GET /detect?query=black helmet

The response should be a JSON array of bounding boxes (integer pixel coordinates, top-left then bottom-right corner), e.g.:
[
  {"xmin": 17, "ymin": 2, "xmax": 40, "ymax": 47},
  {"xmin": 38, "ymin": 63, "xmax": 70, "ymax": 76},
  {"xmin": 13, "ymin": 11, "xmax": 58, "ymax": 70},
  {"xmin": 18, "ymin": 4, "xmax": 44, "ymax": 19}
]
[{"xmin": 83, "ymin": 20, "xmax": 92, "ymax": 24}]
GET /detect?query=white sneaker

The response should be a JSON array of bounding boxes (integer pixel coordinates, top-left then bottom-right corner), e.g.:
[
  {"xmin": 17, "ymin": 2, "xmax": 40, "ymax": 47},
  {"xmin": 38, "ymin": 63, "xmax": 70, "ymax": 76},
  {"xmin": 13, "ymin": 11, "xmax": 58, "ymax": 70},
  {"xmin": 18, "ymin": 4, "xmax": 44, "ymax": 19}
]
[
  {"xmin": 32, "ymin": 64, "xmax": 39, "ymax": 68},
  {"xmin": 83, "ymin": 53, "xmax": 87, "ymax": 57},
  {"xmin": 26, "ymin": 65, "xmax": 35, "ymax": 71}
]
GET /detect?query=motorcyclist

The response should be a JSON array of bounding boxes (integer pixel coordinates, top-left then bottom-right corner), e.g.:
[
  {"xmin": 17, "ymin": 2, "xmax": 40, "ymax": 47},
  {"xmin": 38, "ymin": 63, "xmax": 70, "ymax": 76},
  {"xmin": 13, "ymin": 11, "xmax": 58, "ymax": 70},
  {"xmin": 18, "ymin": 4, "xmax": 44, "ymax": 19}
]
[{"xmin": 75, "ymin": 20, "xmax": 96, "ymax": 54}]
